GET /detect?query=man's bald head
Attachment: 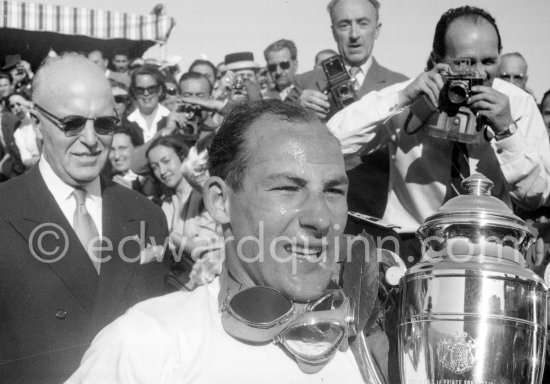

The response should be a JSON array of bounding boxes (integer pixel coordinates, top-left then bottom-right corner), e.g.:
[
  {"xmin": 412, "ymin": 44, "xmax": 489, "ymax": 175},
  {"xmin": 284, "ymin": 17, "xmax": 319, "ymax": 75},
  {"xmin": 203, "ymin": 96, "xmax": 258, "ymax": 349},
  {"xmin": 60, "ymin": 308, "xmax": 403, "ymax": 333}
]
[{"xmin": 32, "ymin": 53, "xmax": 112, "ymax": 109}]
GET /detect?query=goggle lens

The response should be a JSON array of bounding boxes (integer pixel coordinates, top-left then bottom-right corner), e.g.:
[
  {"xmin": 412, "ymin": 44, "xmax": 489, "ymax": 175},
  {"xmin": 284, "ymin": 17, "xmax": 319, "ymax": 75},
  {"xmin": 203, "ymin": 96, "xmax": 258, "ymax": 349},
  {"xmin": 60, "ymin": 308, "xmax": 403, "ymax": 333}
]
[
  {"xmin": 229, "ymin": 286, "xmax": 294, "ymax": 326},
  {"xmin": 280, "ymin": 322, "xmax": 346, "ymax": 362}
]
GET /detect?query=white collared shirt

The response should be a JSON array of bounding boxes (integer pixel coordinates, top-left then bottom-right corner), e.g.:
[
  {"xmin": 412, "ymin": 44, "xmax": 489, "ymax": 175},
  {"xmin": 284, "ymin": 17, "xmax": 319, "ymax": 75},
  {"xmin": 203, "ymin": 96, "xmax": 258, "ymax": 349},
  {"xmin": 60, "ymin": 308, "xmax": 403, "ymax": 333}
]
[
  {"xmin": 39, "ymin": 155, "xmax": 103, "ymax": 236},
  {"xmin": 127, "ymin": 104, "xmax": 170, "ymax": 143},
  {"xmin": 345, "ymin": 55, "xmax": 373, "ymax": 89}
]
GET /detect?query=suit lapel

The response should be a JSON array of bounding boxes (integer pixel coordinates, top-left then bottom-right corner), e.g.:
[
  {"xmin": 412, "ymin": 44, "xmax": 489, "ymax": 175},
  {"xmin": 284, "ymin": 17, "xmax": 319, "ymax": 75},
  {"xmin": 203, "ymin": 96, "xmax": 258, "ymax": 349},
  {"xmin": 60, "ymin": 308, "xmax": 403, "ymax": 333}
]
[
  {"xmin": 10, "ymin": 167, "xmax": 99, "ymax": 314},
  {"xmin": 90, "ymin": 180, "xmax": 141, "ymax": 325},
  {"xmin": 359, "ymin": 59, "xmax": 387, "ymax": 96}
]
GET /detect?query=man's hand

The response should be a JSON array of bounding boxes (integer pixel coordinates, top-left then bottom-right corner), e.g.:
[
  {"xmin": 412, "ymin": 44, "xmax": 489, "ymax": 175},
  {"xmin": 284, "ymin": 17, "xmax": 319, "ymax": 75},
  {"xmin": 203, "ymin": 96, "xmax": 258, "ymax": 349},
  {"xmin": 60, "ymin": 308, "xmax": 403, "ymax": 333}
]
[
  {"xmin": 299, "ymin": 89, "xmax": 330, "ymax": 119},
  {"xmin": 164, "ymin": 110, "xmax": 188, "ymax": 134},
  {"xmin": 468, "ymin": 85, "xmax": 513, "ymax": 134},
  {"xmin": 398, "ymin": 63, "xmax": 450, "ymax": 108},
  {"xmin": 181, "ymin": 97, "xmax": 224, "ymax": 112}
]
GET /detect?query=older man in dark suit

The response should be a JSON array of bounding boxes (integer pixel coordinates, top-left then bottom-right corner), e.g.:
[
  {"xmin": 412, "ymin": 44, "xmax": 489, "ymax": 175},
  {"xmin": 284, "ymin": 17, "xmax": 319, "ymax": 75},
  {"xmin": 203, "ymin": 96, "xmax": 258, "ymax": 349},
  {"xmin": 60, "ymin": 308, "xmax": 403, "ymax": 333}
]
[
  {"xmin": 0, "ymin": 53, "xmax": 169, "ymax": 384},
  {"xmin": 287, "ymin": 0, "xmax": 407, "ymax": 221}
]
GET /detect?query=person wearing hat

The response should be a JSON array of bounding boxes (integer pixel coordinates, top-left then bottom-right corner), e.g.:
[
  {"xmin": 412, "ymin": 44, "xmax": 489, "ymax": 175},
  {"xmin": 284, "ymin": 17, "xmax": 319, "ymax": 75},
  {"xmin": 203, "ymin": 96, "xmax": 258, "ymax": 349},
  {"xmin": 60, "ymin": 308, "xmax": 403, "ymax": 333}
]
[
  {"xmin": 216, "ymin": 52, "xmax": 263, "ymax": 103},
  {"xmin": 2, "ymin": 54, "xmax": 33, "ymax": 98}
]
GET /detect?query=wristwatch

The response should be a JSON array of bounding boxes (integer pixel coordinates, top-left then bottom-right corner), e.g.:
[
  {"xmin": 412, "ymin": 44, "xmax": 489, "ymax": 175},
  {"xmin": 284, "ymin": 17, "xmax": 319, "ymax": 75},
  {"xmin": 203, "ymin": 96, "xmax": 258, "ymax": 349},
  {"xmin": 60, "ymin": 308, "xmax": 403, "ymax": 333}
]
[{"xmin": 494, "ymin": 121, "xmax": 518, "ymax": 141}]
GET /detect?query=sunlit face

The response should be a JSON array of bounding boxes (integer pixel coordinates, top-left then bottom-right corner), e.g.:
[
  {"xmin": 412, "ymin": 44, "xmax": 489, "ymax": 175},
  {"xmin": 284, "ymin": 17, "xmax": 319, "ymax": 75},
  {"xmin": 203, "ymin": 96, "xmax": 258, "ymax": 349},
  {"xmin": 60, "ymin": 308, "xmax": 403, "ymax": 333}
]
[
  {"xmin": 266, "ymin": 48, "xmax": 297, "ymax": 92},
  {"xmin": 191, "ymin": 63, "xmax": 216, "ymax": 85},
  {"xmin": 541, "ymin": 96, "xmax": 550, "ymax": 134},
  {"xmin": 179, "ymin": 77, "xmax": 211, "ymax": 122},
  {"xmin": 147, "ymin": 144, "xmax": 184, "ymax": 190},
  {"xmin": 498, "ymin": 55, "xmax": 528, "ymax": 90},
  {"xmin": 36, "ymin": 59, "xmax": 115, "ymax": 187},
  {"xmin": 8, "ymin": 96, "xmax": 28, "ymax": 119},
  {"xmin": 0, "ymin": 78, "xmax": 11, "ymax": 97},
  {"xmin": 440, "ymin": 18, "xmax": 500, "ymax": 87},
  {"xmin": 331, "ymin": 0, "xmax": 380, "ymax": 67},
  {"xmin": 226, "ymin": 117, "xmax": 349, "ymax": 301},
  {"xmin": 112, "ymin": 54, "xmax": 129, "ymax": 73},
  {"xmin": 234, "ymin": 68, "xmax": 257, "ymax": 82},
  {"xmin": 134, "ymin": 74, "xmax": 161, "ymax": 115},
  {"xmin": 109, "ymin": 133, "xmax": 135, "ymax": 173}
]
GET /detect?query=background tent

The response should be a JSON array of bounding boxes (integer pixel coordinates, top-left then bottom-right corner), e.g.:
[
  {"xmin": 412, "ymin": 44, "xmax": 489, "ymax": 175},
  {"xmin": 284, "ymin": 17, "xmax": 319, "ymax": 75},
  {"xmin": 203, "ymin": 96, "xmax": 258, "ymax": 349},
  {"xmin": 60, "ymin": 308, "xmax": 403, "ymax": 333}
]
[{"xmin": 0, "ymin": 0, "xmax": 175, "ymax": 70}]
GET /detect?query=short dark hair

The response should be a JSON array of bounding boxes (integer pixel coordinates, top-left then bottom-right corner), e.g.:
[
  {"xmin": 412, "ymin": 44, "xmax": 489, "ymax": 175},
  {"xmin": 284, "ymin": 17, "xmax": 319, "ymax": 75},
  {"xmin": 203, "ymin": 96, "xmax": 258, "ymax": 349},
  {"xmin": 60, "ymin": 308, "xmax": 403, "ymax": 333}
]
[
  {"xmin": 0, "ymin": 72, "xmax": 12, "ymax": 84},
  {"xmin": 114, "ymin": 125, "xmax": 143, "ymax": 147},
  {"xmin": 263, "ymin": 39, "xmax": 298, "ymax": 61},
  {"xmin": 432, "ymin": 6, "xmax": 502, "ymax": 60},
  {"xmin": 327, "ymin": 0, "xmax": 380, "ymax": 22},
  {"xmin": 112, "ymin": 48, "xmax": 129, "ymax": 60},
  {"xmin": 130, "ymin": 65, "xmax": 165, "ymax": 99},
  {"xmin": 146, "ymin": 135, "xmax": 190, "ymax": 163},
  {"xmin": 209, "ymin": 100, "xmax": 318, "ymax": 191},
  {"xmin": 188, "ymin": 59, "xmax": 217, "ymax": 78},
  {"xmin": 178, "ymin": 72, "xmax": 212, "ymax": 95}
]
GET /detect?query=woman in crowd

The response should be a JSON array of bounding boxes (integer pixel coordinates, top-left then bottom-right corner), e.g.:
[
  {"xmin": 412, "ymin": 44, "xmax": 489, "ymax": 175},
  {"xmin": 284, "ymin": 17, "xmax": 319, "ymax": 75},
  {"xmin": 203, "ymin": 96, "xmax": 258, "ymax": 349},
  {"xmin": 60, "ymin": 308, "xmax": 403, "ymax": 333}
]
[
  {"xmin": 8, "ymin": 93, "xmax": 40, "ymax": 169},
  {"xmin": 145, "ymin": 135, "xmax": 223, "ymax": 290}
]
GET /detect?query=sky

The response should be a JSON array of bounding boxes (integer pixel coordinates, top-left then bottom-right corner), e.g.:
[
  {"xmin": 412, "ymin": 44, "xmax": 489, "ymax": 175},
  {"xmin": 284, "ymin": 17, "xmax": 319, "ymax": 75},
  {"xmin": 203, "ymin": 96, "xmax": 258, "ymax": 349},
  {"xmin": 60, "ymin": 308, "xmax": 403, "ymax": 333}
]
[{"xmin": 35, "ymin": 0, "xmax": 550, "ymax": 100}]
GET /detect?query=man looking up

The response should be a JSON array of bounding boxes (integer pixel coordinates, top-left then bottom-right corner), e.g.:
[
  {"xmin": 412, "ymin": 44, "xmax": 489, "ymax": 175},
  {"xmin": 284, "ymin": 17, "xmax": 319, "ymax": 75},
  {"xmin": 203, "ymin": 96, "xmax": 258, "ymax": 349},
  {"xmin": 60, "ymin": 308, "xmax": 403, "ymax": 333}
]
[
  {"xmin": 0, "ymin": 53, "xmax": 169, "ymax": 383},
  {"xmin": 68, "ymin": 100, "xmax": 375, "ymax": 383},
  {"xmin": 263, "ymin": 39, "xmax": 298, "ymax": 100}
]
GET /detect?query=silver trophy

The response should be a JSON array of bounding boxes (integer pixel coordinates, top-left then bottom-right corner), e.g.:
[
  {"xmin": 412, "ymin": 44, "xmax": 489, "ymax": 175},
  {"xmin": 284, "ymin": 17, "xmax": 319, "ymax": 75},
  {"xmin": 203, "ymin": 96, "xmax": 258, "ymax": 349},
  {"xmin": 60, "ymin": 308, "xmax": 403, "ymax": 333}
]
[{"xmin": 399, "ymin": 174, "xmax": 548, "ymax": 384}]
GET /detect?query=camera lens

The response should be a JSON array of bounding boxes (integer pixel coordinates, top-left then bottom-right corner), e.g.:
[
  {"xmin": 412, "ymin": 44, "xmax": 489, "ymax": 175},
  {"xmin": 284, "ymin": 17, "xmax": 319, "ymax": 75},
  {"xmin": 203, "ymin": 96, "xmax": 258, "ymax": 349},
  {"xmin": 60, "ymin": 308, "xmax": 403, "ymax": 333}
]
[
  {"xmin": 447, "ymin": 82, "xmax": 469, "ymax": 105},
  {"xmin": 338, "ymin": 85, "xmax": 350, "ymax": 97}
]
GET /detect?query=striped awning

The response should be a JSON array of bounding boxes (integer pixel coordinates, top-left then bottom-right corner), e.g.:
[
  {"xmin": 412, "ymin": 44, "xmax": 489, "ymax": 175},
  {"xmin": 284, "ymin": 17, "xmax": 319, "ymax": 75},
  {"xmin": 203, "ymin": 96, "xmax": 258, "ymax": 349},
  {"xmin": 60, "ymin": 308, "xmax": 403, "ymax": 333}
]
[{"xmin": 0, "ymin": 0, "xmax": 175, "ymax": 42}]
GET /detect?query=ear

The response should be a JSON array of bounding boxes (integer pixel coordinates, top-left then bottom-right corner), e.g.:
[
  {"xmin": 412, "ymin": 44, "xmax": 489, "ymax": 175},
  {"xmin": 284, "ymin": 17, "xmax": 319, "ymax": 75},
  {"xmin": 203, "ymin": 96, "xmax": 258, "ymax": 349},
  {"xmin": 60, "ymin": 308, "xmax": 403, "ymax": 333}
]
[
  {"xmin": 203, "ymin": 176, "xmax": 231, "ymax": 225},
  {"xmin": 374, "ymin": 22, "xmax": 382, "ymax": 40}
]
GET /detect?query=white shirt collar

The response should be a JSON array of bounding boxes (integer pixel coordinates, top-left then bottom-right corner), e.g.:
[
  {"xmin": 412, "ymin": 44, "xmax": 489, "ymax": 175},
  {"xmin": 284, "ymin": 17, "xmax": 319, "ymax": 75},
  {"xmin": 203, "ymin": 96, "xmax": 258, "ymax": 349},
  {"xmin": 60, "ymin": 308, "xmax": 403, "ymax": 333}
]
[
  {"xmin": 38, "ymin": 154, "xmax": 102, "ymax": 233},
  {"xmin": 127, "ymin": 104, "xmax": 170, "ymax": 142}
]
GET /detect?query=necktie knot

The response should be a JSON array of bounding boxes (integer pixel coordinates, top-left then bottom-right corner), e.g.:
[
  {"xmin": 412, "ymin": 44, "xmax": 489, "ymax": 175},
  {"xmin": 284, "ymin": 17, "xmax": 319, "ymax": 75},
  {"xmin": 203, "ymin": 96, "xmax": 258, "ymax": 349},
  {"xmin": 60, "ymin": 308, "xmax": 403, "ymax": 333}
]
[
  {"xmin": 349, "ymin": 66, "xmax": 360, "ymax": 77},
  {"xmin": 73, "ymin": 188, "xmax": 87, "ymax": 204}
]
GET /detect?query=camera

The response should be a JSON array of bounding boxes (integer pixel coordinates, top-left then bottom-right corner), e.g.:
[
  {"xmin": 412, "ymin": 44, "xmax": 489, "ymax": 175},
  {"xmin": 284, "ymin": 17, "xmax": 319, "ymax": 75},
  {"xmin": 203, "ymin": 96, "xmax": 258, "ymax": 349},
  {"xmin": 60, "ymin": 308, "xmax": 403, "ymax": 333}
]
[
  {"xmin": 321, "ymin": 56, "xmax": 356, "ymax": 111},
  {"xmin": 440, "ymin": 59, "xmax": 484, "ymax": 109},
  {"xmin": 406, "ymin": 59, "xmax": 486, "ymax": 144},
  {"xmin": 232, "ymin": 76, "xmax": 246, "ymax": 91},
  {"xmin": 176, "ymin": 102, "xmax": 202, "ymax": 116}
]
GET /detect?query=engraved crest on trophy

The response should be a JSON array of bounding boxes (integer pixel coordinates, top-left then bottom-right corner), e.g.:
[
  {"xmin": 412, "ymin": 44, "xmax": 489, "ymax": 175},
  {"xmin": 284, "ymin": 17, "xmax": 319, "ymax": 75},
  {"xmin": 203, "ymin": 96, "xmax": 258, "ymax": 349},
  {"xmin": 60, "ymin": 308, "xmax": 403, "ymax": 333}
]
[{"xmin": 437, "ymin": 331, "xmax": 477, "ymax": 374}]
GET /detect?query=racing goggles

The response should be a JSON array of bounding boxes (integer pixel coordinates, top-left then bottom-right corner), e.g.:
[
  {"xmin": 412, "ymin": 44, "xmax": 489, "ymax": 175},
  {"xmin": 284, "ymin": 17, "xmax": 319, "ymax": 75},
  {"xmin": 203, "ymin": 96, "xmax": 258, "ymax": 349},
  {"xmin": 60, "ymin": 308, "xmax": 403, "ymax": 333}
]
[{"xmin": 221, "ymin": 286, "xmax": 355, "ymax": 364}]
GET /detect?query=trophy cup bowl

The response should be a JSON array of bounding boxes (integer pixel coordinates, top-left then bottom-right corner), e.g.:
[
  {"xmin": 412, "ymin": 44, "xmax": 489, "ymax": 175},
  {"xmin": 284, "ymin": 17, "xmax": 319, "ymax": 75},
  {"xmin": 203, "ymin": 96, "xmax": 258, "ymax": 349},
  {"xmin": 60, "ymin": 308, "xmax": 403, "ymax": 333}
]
[{"xmin": 399, "ymin": 174, "xmax": 548, "ymax": 384}]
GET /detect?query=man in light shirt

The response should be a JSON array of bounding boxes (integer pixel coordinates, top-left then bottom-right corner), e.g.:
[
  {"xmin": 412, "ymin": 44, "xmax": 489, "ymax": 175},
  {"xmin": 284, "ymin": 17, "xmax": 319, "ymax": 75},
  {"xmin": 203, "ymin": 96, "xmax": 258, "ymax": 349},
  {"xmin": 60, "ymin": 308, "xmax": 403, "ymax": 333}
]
[
  {"xmin": 67, "ymin": 100, "xmax": 377, "ymax": 384},
  {"xmin": 0, "ymin": 53, "xmax": 169, "ymax": 383}
]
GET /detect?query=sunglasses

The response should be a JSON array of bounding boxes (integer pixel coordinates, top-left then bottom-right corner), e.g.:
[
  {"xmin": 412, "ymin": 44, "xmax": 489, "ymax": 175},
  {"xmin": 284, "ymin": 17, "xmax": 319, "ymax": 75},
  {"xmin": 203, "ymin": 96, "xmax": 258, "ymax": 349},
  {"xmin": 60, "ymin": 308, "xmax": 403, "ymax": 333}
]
[
  {"xmin": 34, "ymin": 104, "xmax": 119, "ymax": 137},
  {"xmin": 133, "ymin": 85, "xmax": 160, "ymax": 96},
  {"xmin": 114, "ymin": 95, "xmax": 128, "ymax": 104},
  {"xmin": 267, "ymin": 60, "xmax": 291, "ymax": 72},
  {"xmin": 222, "ymin": 286, "xmax": 354, "ymax": 363},
  {"xmin": 165, "ymin": 87, "xmax": 178, "ymax": 96}
]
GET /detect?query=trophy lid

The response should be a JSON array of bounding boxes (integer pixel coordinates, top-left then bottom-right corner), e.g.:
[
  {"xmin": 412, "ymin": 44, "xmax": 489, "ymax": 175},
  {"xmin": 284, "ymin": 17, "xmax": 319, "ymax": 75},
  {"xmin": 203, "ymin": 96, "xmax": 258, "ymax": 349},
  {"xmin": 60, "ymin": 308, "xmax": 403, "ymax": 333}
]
[{"xmin": 417, "ymin": 174, "xmax": 534, "ymax": 256}]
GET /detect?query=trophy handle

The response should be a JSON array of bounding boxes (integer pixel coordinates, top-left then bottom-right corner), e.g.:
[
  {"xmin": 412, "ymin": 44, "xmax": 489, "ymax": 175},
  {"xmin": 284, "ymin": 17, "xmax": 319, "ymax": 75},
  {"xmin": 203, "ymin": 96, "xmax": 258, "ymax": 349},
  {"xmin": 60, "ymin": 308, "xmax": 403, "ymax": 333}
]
[{"xmin": 350, "ymin": 331, "xmax": 387, "ymax": 384}]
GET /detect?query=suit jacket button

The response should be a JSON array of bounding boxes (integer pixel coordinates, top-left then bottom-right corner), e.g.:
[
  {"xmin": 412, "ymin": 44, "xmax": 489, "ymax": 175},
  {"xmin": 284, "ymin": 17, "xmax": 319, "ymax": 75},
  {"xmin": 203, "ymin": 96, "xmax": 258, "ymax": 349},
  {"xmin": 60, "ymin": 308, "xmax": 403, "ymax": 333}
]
[{"xmin": 55, "ymin": 310, "xmax": 67, "ymax": 319}]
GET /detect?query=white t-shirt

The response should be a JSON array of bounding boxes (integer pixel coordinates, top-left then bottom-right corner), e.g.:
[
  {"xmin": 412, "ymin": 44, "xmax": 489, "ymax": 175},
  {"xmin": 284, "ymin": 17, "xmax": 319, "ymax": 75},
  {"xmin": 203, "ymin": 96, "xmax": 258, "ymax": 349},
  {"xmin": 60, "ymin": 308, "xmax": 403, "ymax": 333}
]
[{"xmin": 67, "ymin": 278, "xmax": 365, "ymax": 384}]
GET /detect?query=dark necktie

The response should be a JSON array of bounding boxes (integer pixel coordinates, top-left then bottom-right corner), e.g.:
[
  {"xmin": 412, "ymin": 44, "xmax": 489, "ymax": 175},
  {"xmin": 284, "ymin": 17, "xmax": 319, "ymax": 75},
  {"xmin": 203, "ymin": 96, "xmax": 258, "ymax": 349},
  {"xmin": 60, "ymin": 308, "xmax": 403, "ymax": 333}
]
[
  {"xmin": 349, "ymin": 66, "xmax": 361, "ymax": 93},
  {"xmin": 73, "ymin": 188, "xmax": 101, "ymax": 274},
  {"xmin": 444, "ymin": 142, "xmax": 470, "ymax": 201}
]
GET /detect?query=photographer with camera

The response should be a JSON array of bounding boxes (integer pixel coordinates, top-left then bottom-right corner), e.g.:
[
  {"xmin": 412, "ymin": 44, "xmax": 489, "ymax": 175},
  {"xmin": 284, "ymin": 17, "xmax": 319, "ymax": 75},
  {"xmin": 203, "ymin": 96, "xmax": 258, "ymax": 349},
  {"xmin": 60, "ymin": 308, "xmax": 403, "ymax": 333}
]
[{"xmin": 328, "ymin": 6, "xmax": 550, "ymax": 263}]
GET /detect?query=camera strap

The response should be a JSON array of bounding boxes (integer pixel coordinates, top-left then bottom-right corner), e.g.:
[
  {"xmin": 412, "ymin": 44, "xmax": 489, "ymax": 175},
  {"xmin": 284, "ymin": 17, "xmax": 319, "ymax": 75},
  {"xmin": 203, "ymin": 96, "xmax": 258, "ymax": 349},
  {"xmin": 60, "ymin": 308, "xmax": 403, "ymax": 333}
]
[{"xmin": 444, "ymin": 142, "xmax": 470, "ymax": 201}]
